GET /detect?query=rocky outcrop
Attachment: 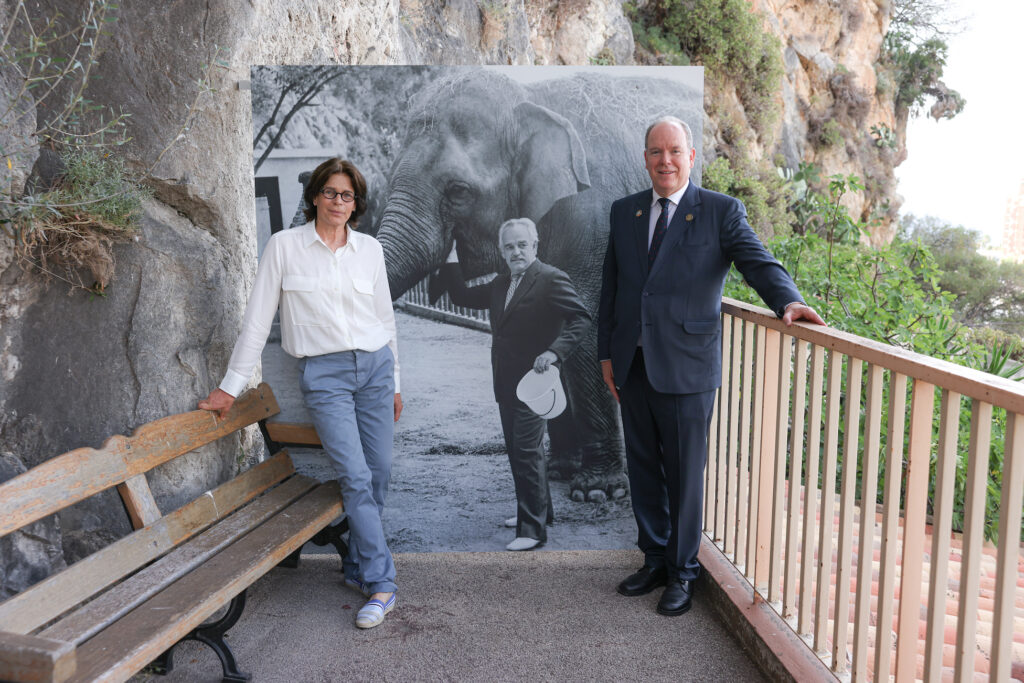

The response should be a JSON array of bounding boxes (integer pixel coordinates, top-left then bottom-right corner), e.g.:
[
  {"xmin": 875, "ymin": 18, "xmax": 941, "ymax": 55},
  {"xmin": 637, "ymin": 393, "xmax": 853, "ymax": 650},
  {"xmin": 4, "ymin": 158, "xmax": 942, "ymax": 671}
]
[
  {"xmin": 0, "ymin": 0, "xmax": 903, "ymax": 592},
  {"xmin": 756, "ymin": 0, "xmax": 900, "ymax": 242}
]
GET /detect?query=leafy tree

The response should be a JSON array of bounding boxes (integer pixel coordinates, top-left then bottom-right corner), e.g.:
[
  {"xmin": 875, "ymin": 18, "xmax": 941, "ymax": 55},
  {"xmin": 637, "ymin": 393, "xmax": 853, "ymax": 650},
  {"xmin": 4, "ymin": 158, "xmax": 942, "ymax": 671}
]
[
  {"xmin": 902, "ymin": 215, "xmax": 1024, "ymax": 336},
  {"xmin": 882, "ymin": 0, "xmax": 965, "ymax": 120}
]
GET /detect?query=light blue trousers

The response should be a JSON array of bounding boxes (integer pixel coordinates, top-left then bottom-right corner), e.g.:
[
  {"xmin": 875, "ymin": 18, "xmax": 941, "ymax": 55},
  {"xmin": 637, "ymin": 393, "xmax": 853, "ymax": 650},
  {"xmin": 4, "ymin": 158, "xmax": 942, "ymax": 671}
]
[{"xmin": 299, "ymin": 346, "xmax": 397, "ymax": 594}]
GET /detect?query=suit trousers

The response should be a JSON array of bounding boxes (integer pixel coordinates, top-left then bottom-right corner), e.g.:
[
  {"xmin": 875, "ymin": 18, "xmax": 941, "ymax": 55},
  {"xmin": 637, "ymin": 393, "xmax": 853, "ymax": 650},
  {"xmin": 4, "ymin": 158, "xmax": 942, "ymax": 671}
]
[
  {"xmin": 498, "ymin": 399, "xmax": 554, "ymax": 542},
  {"xmin": 299, "ymin": 347, "xmax": 397, "ymax": 594},
  {"xmin": 619, "ymin": 348, "xmax": 716, "ymax": 581}
]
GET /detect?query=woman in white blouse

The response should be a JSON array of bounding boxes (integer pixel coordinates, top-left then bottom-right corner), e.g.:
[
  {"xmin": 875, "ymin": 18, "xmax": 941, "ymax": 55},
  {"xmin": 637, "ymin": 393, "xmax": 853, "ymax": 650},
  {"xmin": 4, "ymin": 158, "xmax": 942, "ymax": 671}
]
[{"xmin": 200, "ymin": 158, "xmax": 402, "ymax": 629}]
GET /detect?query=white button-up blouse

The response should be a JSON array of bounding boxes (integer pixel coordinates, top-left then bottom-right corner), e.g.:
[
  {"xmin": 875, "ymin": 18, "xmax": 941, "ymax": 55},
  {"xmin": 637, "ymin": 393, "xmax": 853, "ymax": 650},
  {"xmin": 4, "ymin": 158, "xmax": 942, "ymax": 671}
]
[{"xmin": 218, "ymin": 221, "xmax": 400, "ymax": 397}]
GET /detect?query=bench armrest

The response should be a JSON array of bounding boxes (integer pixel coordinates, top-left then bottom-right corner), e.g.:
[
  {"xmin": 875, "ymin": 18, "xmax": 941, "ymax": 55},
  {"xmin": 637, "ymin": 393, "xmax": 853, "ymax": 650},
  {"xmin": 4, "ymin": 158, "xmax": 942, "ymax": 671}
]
[{"xmin": 0, "ymin": 631, "xmax": 75, "ymax": 683}]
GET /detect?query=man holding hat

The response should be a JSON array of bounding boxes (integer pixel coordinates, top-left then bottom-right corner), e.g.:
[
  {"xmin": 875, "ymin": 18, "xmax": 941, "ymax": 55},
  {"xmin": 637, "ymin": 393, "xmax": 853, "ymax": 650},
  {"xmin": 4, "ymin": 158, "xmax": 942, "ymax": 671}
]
[{"xmin": 440, "ymin": 217, "xmax": 591, "ymax": 551}]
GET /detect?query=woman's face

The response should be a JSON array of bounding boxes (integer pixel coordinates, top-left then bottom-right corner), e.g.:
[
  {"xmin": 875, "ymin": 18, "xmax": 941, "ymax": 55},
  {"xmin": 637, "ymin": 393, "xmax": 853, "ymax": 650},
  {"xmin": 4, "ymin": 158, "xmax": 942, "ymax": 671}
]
[{"xmin": 313, "ymin": 172, "xmax": 356, "ymax": 231}]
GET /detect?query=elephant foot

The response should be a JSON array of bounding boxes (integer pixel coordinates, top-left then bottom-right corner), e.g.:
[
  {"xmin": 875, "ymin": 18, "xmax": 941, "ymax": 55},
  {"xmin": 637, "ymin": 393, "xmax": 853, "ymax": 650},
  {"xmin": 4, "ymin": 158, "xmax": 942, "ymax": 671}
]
[{"xmin": 568, "ymin": 468, "xmax": 629, "ymax": 503}]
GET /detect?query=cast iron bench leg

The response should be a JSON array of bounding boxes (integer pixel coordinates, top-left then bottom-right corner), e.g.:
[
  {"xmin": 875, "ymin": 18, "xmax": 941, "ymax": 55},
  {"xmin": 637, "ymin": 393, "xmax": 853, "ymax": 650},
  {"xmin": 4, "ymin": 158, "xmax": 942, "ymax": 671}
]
[
  {"xmin": 145, "ymin": 591, "xmax": 251, "ymax": 682},
  {"xmin": 277, "ymin": 518, "xmax": 350, "ymax": 568}
]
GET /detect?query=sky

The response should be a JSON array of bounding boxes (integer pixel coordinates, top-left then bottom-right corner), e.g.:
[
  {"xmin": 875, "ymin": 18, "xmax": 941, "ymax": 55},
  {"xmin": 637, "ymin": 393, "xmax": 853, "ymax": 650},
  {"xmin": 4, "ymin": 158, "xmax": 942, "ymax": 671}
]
[{"xmin": 896, "ymin": 1, "xmax": 1024, "ymax": 248}]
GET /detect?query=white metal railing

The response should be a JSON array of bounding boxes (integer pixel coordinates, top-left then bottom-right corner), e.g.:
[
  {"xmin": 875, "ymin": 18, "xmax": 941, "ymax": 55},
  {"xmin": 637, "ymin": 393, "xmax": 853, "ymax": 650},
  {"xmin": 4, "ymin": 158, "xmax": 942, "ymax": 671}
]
[{"xmin": 705, "ymin": 297, "xmax": 1024, "ymax": 682}]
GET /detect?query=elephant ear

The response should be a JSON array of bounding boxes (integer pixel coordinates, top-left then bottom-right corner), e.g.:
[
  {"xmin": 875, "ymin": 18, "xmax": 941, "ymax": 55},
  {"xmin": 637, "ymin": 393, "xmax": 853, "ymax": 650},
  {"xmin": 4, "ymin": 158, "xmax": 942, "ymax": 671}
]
[{"xmin": 512, "ymin": 102, "xmax": 591, "ymax": 223}]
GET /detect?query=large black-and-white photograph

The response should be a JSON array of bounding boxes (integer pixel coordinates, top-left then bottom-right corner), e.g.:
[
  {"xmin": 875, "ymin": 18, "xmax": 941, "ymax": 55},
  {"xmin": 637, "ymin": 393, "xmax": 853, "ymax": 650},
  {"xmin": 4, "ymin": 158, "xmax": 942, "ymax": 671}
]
[{"xmin": 252, "ymin": 66, "xmax": 704, "ymax": 553}]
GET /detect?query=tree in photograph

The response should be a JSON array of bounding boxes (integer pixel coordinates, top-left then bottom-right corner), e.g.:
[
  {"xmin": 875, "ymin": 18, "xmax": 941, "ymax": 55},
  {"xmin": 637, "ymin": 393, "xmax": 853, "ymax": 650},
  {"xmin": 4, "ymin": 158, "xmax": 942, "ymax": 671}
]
[{"xmin": 251, "ymin": 66, "xmax": 342, "ymax": 174}]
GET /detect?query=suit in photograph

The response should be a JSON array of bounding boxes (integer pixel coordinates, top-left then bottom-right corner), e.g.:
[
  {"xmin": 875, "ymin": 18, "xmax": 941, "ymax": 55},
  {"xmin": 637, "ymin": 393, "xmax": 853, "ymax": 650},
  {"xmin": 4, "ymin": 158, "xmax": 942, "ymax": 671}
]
[{"xmin": 442, "ymin": 258, "xmax": 591, "ymax": 542}]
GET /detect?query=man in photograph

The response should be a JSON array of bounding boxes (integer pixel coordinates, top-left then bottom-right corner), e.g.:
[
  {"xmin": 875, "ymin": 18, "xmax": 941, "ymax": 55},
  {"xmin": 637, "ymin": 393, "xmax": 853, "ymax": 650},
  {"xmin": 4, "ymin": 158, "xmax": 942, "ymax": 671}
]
[
  {"xmin": 441, "ymin": 218, "xmax": 591, "ymax": 551},
  {"xmin": 597, "ymin": 116, "xmax": 824, "ymax": 615}
]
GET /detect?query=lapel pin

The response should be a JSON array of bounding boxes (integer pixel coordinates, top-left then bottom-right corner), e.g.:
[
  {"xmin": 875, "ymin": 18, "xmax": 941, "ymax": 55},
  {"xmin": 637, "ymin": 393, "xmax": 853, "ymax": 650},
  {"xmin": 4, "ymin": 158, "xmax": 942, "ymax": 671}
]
[
  {"xmin": 686, "ymin": 213, "xmax": 694, "ymax": 221},
  {"xmin": 635, "ymin": 209, "xmax": 643, "ymax": 217}
]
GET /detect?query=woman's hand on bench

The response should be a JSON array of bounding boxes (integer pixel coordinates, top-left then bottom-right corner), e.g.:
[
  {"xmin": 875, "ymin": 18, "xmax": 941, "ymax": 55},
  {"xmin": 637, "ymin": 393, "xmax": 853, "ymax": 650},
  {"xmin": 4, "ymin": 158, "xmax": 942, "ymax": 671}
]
[{"xmin": 199, "ymin": 388, "xmax": 236, "ymax": 419}]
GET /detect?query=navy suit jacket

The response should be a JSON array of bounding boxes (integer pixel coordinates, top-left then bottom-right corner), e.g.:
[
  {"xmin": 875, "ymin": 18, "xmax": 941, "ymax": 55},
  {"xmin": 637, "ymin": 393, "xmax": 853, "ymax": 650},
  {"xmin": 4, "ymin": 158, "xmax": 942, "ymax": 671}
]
[
  {"xmin": 441, "ymin": 259, "xmax": 592, "ymax": 404},
  {"xmin": 597, "ymin": 183, "xmax": 802, "ymax": 394}
]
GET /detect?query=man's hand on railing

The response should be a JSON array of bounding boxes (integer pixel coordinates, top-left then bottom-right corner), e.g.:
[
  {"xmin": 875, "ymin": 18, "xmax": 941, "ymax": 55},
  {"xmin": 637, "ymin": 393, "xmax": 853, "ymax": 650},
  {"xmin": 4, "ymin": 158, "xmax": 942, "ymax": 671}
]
[{"xmin": 782, "ymin": 302, "xmax": 825, "ymax": 327}]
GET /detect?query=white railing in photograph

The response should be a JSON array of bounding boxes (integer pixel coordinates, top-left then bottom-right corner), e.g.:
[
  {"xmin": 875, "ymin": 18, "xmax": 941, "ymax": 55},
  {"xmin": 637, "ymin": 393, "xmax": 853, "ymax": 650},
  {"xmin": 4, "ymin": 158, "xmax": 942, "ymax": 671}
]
[
  {"xmin": 705, "ymin": 297, "xmax": 1024, "ymax": 682},
  {"xmin": 398, "ymin": 277, "xmax": 490, "ymax": 330}
]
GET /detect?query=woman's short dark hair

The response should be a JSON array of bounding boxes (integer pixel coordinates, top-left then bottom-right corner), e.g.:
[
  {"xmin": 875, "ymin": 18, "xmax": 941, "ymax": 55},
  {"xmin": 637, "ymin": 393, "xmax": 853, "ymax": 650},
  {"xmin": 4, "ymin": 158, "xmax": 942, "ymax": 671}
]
[{"xmin": 302, "ymin": 158, "xmax": 368, "ymax": 226}]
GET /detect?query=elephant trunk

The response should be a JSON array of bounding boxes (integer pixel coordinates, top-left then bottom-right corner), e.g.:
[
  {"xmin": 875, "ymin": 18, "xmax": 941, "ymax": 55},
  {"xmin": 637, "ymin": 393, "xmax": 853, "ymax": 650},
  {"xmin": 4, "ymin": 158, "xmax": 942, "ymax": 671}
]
[{"xmin": 376, "ymin": 187, "xmax": 447, "ymax": 299}]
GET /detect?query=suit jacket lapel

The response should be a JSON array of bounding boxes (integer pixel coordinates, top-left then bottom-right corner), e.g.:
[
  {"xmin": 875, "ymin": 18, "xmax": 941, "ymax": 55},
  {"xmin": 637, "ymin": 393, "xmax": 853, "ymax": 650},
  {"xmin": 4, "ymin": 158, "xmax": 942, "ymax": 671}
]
[
  {"xmin": 633, "ymin": 189, "xmax": 653, "ymax": 276},
  {"xmin": 649, "ymin": 182, "xmax": 701, "ymax": 280},
  {"xmin": 503, "ymin": 261, "xmax": 539, "ymax": 318}
]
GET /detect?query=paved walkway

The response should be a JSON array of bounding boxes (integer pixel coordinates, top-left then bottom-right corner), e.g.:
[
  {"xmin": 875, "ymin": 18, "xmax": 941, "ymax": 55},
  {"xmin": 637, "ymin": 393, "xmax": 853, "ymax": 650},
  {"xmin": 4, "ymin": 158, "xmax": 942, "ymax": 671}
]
[{"xmin": 137, "ymin": 550, "xmax": 765, "ymax": 682}]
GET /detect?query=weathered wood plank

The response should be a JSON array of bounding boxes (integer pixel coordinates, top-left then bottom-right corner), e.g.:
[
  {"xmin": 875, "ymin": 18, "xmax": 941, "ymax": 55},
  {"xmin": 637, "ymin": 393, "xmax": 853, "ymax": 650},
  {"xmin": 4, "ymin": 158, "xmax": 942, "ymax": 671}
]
[
  {"xmin": 115, "ymin": 475, "xmax": 161, "ymax": 530},
  {"xmin": 68, "ymin": 482, "xmax": 343, "ymax": 683},
  {"xmin": 0, "ymin": 383, "xmax": 280, "ymax": 537},
  {"xmin": 41, "ymin": 472, "xmax": 319, "ymax": 644},
  {"xmin": 263, "ymin": 421, "xmax": 321, "ymax": 446},
  {"xmin": 0, "ymin": 631, "xmax": 75, "ymax": 683},
  {"xmin": 0, "ymin": 451, "xmax": 295, "ymax": 636}
]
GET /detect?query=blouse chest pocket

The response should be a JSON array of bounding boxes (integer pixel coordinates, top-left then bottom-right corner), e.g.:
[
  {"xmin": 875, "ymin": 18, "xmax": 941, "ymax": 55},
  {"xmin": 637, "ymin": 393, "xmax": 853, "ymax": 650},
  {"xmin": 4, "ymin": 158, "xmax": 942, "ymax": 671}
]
[
  {"xmin": 282, "ymin": 274, "xmax": 326, "ymax": 327},
  {"xmin": 351, "ymin": 277, "xmax": 374, "ymax": 296}
]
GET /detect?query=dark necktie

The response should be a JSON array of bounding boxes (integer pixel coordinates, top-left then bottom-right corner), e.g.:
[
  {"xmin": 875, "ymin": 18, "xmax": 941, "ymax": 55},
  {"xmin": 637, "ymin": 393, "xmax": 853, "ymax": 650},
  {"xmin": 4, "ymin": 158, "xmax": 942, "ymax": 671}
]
[
  {"xmin": 648, "ymin": 197, "xmax": 670, "ymax": 268},
  {"xmin": 505, "ymin": 274, "xmax": 522, "ymax": 309}
]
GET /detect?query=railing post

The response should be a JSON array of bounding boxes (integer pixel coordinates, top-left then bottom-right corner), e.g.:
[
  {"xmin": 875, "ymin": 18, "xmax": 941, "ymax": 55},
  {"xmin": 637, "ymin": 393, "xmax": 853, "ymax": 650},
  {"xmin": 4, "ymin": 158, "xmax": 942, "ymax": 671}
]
[
  {"xmin": 991, "ymin": 411, "xmax": 1024, "ymax": 682},
  {"xmin": 852, "ymin": 363, "xmax": 884, "ymax": 682},
  {"xmin": 955, "ymin": 400, "xmax": 993, "ymax": 682},
  {"xmin": 832, "ymin": 357, "xmax": 863, "ymax": 675},
  {"xmin": 755, "ymin": 327, "xmax": 781, "ymax": 591},
  {"xmin": 895, "ymin": 380, "xmax": 935, "ymax": 683},
  {"xmin": 874, "ymin": 371, "xmax": 908, "ymax": 681},
  {"xmin": 924, "ymin": 389, "xmax": 961, "ymax": 681},
  {"xmin": 815, "ymin": 349, "xmax": 843, "ymax": 654}
]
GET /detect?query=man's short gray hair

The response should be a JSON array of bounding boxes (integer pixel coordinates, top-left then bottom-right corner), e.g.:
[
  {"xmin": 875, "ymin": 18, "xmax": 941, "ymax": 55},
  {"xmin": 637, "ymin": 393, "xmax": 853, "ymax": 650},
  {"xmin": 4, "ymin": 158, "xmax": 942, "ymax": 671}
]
[
  {"xmin": 498, "ymin": 217, "xmax": 539, "ymax": 245},
  {"xmin": 645, "ymin": 116, "xmax": 693, "ymax": 151}
]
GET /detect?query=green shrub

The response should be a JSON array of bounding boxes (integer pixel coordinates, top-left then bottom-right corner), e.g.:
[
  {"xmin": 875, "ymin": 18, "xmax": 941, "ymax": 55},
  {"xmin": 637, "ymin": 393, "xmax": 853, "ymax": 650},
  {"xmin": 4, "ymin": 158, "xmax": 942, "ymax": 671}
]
[
  {"xmin": 11, "ymin": 149, "xmax": 150, "ymax": 292},
  {"xmin": 628, "ymin": 0, "xmax": 783, "ymax": 137},
  {"xmin": 701, "ymin": 155, "xmax": 791, "ymax": 240}
]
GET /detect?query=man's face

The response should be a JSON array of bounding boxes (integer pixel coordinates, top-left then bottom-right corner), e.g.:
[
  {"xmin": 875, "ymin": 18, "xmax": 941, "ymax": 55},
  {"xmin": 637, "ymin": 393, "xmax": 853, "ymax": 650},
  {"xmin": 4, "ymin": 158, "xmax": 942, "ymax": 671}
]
[
  {"xmin": 644, "ymin": 122, "xmax": 695, "ymax": 197},
  {"xmin": 500, "ymin": 224, "xmax": 538, "ymax": 276}
]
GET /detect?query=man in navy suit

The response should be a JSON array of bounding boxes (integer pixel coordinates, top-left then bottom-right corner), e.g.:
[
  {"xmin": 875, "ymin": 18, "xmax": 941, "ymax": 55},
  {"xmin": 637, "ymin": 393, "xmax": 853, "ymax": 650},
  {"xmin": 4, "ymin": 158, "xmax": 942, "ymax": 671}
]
[
  {"xmin": 597, "ymin": 117, "xmax": 823, "ymax": 615},
  {"xmin": 441, "ymin": 218, "xmax": 591, "ymax": 552}
]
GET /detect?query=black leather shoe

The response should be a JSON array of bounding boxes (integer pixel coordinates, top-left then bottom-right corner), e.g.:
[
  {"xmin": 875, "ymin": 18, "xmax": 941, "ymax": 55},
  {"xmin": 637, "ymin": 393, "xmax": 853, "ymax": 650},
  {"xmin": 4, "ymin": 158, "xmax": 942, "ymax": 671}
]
[
  {"xmin": 617, "ymin": 566, "xmax": 668, "ymax": 596},
  {"xmin": 656, "ymin": 579, "xmax": 694, "ymax": 616}
]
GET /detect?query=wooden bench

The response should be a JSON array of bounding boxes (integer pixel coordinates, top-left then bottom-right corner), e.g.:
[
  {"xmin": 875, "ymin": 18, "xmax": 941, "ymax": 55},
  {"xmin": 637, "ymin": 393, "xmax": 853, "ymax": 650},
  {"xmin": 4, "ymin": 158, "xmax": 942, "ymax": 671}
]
[{"xmin": 0, "ymin": 382, "xmax": 345, "ymax": 683}]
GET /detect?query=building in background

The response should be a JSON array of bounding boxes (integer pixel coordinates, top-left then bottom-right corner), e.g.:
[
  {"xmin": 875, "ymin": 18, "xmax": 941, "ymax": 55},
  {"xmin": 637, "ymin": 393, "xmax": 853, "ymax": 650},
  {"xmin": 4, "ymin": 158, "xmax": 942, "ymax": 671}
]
[{"xmin": 1002, "ymin": 179, "xmax": 1024, "ymax": 262}]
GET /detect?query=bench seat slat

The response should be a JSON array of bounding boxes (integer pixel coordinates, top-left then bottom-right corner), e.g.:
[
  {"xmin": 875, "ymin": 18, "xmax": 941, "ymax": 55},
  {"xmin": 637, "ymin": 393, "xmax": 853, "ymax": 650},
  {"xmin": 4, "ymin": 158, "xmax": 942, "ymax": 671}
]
[
  {"xmin": 0, "ymin": 383, "xmax": 280, "ymax": 537},
  {"xmin": 68, "ymin": 482, "xmax": 343, "ymax": 683},
  {"xmin": 0, "ymin": 450, "xmax": 295, "ymax": 636},
  {"xmin": 0, "ymin": 632, "xmax": 76, "ymax": 683},
  {"xmin": 40, "ymin": 471, "xmax": 321, "ymax": 645}
]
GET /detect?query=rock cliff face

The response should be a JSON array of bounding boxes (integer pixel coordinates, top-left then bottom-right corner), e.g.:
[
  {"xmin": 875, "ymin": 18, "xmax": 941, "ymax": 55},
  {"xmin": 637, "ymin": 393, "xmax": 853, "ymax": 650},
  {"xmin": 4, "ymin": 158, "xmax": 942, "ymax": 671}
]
[
  {"xmin": 0, "ymin": 0, "xmax": 901, "ymax": 594},
  {"xmin": 757, "ymin": 0, "xmax": 901, "ymax": 243}
]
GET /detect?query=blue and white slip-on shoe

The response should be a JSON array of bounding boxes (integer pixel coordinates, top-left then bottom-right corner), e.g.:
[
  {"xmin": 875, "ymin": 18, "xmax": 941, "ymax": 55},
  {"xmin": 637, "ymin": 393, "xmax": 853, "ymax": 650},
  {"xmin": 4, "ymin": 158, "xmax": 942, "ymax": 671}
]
[
  {"xmin": 344, "ymin": 577, "xmax": 371, "ymax": 597},
  {"xmin": 355, "ymin": 593, "xmax": 396, "ymax": 629}
]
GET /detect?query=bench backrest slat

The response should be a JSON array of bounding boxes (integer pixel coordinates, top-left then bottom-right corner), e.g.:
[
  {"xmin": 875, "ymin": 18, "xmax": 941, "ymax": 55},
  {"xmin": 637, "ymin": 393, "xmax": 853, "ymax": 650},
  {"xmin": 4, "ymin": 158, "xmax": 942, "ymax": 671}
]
[
  {"xmin": 117, "ymin": 475, "xmax": 162, "ymax": 530},
  {"xmin": 0, "ymin": 383, "xmax": 279, "ymax": 538},
  {"xmin": 0, "ymin": 450, "xmax": 295, "ymax": 636},
  {"xmin": 264, "ymin": 421, "xmax": 322, "ymax": 446}
]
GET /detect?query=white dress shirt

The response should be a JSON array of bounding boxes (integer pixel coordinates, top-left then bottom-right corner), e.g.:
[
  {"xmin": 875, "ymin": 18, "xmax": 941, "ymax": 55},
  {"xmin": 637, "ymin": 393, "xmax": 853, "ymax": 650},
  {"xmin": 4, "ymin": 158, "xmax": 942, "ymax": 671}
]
[
  {"xmin": 219, "ymin": 221, "xmax": 400, "ymax": 397},
  {"xmin": 648, "ymin": 183, "xmax": 689, "ymax": 247}
]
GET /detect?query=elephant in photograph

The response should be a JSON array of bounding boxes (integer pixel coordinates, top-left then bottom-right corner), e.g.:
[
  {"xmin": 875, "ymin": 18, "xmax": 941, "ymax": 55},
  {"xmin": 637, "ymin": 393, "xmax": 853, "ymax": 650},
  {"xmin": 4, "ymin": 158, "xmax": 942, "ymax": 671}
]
[{"xmin": 375, "ymin": 68, "xmax": 703, "ymax": 501}]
